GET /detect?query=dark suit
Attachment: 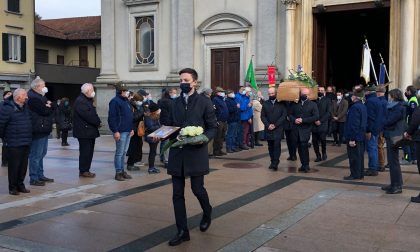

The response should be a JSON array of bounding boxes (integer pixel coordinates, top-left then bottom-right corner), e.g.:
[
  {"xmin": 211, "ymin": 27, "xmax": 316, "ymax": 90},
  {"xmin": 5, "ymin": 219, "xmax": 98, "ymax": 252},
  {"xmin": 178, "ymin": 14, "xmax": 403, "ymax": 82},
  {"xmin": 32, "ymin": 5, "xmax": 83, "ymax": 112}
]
[
  {"xmin": 312, "ymin": 96, "xmax": 331, "ymax": 158},
  {"xmin": 168, "ymin": 91, "xmax": 217, "ymax": 232},
  {"xmin": 261, "ymin": 100, "xmax": 287, "ymax": 168},
  {"xmin": 284, "ymin": 102, "xmax": 297, "ymax": 159},
  {"xmin": 289, "ymin": 100, "xmax": 319, "ymax": 170}
]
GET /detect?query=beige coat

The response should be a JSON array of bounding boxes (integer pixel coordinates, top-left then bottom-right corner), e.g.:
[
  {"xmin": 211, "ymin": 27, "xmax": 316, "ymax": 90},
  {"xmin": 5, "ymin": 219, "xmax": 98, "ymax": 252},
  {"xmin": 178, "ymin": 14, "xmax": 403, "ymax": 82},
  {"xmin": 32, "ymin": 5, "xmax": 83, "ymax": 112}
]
[{"xmin": 252, "ymin": 100, "xmax": 264, "ymax": 132}]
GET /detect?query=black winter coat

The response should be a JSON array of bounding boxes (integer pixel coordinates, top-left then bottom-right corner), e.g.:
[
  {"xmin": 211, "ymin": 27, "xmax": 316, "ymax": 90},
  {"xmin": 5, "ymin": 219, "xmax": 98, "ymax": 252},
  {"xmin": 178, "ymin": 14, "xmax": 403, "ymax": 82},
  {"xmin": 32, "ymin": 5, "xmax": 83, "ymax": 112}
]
[
  {"xmin": 167, "ymin": 92, "xmax": 217, "ymax": 177},
  {"xmin": 407, "ymin": 106, "xmax": 420, "ymax": 142},
  {"xmin": 72, "ymin": 93, "xmax": 101, "ymax": 139},
  {"xmin": 57, "ymin": 104, "xmax": 72, "ymax": 130},
  {"xmin": 27, "ymin": 89, "xmax": 55, "ymax": 138},
  {"xmin": 289, "ymin": 100, "xmax": 319, "ymax": 142},
  {"xmin": 261, "ymin": 100, "xmax": 287, "ymax": 140},
  {"xmin": 312, "ymin": 97, "xmax": 332, "ymax": 133},
  {"xmin": 158, "ymin": 97, "xmax": 174, "ymax": 126},
  {"xmin": 0, "ymin": 101, "xmax": 32, "ymax": 147}
]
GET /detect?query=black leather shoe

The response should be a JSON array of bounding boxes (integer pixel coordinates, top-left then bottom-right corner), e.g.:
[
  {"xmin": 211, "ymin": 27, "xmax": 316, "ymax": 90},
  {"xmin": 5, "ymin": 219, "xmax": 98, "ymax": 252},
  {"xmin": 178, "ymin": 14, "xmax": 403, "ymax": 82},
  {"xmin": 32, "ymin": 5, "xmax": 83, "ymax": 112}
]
[
  {"xmin": 343, "ymin": 176, "xmax": 362, "ymax": 180},
  {"xmin": 18, "ymin": 188, "xmax": 30, "ymax": 193},
  {"xmin": 39, "ymin": 176, "xmax": 54, "ymax": 183},
  {"xmin": 411, "ymin": 195, "xmax": 420, "ymax": 203},
  {"xmin": 364, "ymin": 170, "xmax": 378, "ymax": 176},
  {"xmin": 314, "ymin": 156, "xmax": 322, "ymax": 162},
  {"xmin": 30, "ymin": 180, "xmax": 45, "ymax": 186},
  {"xmin": 9, "ymin": 190, "xmax": 19, "ymax": 195},
  {"xmin": 386, "ymin": 187, "xmax": 402, "ymax": 194},
  {"xmin": 200, "ymin": 216, "xmax": 212, "ymax": 232},
  {"xmin": 322, "ymin": 154, "xmax": 327, "ymax": 161},
  {"xmin": 168, "ymin": 230, "xmax": 190, "ymax": 246}
]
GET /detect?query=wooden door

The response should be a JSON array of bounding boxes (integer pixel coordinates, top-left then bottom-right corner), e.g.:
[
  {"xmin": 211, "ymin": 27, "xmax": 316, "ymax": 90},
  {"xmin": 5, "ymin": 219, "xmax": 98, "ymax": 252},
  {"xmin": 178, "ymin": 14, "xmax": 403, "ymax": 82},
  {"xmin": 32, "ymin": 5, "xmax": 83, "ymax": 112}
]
[
  {"xmin": 312, "ymin": 15, "xmax": 327, "ymax": 86},
  {"xmin": 79, "ymin": 46, "xmax": 88, "ymax": 67},
  {"xmin": 211, "ymin": 48, "xmax": 240, "ymax": 92}
]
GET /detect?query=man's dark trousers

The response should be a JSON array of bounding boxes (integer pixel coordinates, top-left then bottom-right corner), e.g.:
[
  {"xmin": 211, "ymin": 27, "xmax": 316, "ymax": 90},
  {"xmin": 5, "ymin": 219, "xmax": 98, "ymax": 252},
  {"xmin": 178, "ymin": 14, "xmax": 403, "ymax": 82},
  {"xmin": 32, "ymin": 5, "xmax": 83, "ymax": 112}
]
[
  {"xmin": 78, "ymin": 138, "xmax": 95, "ymax": 173},
  {"xmin": 312, "ymin": 132, "xmax": 327, "ymax": 157},
  {"xmin": 8, "ymin": 146, "xmax": 30, "ymax": 191},
  {"xmin": 347, "ymin": 141, "xmax": 365, "ymax": 178},
  {"xmin": 285, "ymin": 130, "xmax": 296, "ymax": 158},
  {"xmin": 214, "ymin": 121, "xmax": 227, "ymax": 154},
  {"xmin": 172, "ymin": 175, "xmax": 212, "ymax": 231},
  {"xmin": 386, "ymin": 138, "xmax": 403, "ymax": 186},
  {"xmin": 268, "ymin": 139, "xmax": 281, "ymax": 167}
]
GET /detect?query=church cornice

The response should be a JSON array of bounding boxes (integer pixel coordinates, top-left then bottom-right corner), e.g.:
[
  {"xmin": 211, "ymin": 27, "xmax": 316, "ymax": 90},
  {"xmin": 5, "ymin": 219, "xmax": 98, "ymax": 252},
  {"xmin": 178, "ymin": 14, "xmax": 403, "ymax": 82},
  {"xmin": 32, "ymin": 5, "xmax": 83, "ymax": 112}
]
[
  {"xmin": 198, "ymin": 13, "xmax": 252, "ymax": 35},
  {"xmin": 122, "ymin": 0, "xmax": 159, "ymax": 6}
]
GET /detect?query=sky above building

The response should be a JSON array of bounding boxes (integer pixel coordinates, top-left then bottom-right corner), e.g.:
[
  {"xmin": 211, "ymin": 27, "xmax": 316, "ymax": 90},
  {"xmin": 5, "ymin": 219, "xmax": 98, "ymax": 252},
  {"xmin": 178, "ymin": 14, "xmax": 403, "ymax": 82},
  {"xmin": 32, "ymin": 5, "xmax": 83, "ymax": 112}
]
[{"xmin": 35, "ymin": 0, "xmax": 101, "ymax": 20}]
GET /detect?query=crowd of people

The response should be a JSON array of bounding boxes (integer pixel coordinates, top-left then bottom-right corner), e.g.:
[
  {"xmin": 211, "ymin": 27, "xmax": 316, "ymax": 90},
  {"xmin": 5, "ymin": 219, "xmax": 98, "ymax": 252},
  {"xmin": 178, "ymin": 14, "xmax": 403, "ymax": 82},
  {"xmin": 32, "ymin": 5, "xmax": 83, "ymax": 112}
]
[{"xmin": 1, "ymin": 68, "xmax": 420, "ymax": 246}]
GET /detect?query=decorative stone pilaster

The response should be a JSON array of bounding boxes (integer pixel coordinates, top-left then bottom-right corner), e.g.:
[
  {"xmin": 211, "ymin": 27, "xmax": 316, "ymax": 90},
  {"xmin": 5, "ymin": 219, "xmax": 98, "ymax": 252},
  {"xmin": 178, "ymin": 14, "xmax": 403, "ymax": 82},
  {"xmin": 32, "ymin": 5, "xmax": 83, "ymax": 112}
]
[
  {"xmin": 281, "ymin": 0, "xmax": 299, "ymax": 76},
  {"xmin": 400, "ymin": 0, "xmax": 415, "ymax": 91}
]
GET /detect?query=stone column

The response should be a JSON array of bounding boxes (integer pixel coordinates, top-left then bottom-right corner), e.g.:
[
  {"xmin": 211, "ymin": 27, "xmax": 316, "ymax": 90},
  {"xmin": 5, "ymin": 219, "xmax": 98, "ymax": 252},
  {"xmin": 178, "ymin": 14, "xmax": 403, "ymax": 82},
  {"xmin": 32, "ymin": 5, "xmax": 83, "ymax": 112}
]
[
  {"xmin": 167, "ymin": 0, "xmax": 194, "ymax": 81},
  {"xmin": 282, "ymin": 0, "xmax": 298, "ymax": 77},
  {"xmin": 255, "ymin": 0, "xmax": 278, "ymax": 84},
  {"xmin": 97, "ymin": 0, "xmax": 118, "ymax": 82},
  {"xmin": 399, "ymin": 0, "xmax": 415, "ymax": 91}
]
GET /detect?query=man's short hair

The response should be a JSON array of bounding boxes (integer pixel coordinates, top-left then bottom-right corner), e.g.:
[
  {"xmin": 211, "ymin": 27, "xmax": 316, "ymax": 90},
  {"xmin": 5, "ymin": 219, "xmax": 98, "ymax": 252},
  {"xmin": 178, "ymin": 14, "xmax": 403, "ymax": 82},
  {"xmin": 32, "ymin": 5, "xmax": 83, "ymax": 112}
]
[
  {"xmin": 30, "ymin": 76, "xmax": 44, "ymax": 89},
  {"xmin": 179, "ymin": 68, "xmax": 198, "ymax": 81},
  {"xmin": 81, "ymin": 83, "xmax": 93, "ymax": 94},
  {"xmin": 13, "ymin": 88, "xmax": 26, "ymax": 99},
  {"xmin": 406, "ymin": 85, "xmax": 417, "ymax": 95}
]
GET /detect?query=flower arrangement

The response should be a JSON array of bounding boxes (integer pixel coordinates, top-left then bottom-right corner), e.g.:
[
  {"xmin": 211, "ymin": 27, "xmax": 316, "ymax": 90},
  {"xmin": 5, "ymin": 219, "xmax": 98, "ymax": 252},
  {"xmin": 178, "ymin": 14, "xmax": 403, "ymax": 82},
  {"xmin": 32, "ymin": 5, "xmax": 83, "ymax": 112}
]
[
  {"xmin": 287, "ymin": 65, "xmax": 317, "ymax": 88},
  {"xmin": 163, "ymin": 126, "xmax": 208, "ymax": 152}
]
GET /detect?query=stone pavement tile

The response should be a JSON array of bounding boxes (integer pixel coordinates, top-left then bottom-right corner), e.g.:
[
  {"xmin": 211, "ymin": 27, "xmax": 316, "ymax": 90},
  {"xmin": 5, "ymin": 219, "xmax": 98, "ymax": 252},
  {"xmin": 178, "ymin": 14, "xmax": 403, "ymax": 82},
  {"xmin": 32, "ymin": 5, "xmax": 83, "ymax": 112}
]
[
  {"xmin": 0, "ymin": 248, "xmax": 18, "ymax": 252},
  {"xmin": 379, "ymin": 225, "xmax": 420, "ymax": 251},
  {"xmin": 237, "ymin": 196, "xmax": 301, "ymax": 218},
  {"xmin": 205, "ymin": 181, "xmax": 260, "ymax": 194},
  {"xmin": 147, "ymin": 231, "xmax": 232, "ymax": 252},
  {"xmin": 48, "ymin": 210, "xmax": 171, "ymax": 237},
  {"xmin": 1, "ymin": 220, "xmax": 137, "ymax": 252},
  {"xmin": 22, "ymin": 192, "xmax": 102, "ymax": 210},
  {"xmin": 255, "ymin": 247, "xmax": 295, "ymax": 252},
  {"xmin": 0, "ymin": 206, "xmax": 45, "ymax": 223},
  {"xmin": 333, "ymin": 189, "xmax": 409, "ymax": 206},
  {"xmin": 396, "ymin": 203, "xmax": 420, "ymax": 228},
  {"xmin": 264, "ymin": 234, "xmax": 378, "ymax": 252},
  {"xmin": 204, "ymin": 210, "xmax": 276, "ymax": 239}
]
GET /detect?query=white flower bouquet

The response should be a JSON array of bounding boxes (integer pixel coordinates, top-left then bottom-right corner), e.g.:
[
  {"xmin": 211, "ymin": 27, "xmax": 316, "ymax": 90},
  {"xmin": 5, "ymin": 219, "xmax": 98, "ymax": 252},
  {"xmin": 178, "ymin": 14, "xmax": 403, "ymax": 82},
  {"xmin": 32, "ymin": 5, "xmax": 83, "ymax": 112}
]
[{"xmin": 163, "ymin": 126, "xmax": 208, "ymax": 151}]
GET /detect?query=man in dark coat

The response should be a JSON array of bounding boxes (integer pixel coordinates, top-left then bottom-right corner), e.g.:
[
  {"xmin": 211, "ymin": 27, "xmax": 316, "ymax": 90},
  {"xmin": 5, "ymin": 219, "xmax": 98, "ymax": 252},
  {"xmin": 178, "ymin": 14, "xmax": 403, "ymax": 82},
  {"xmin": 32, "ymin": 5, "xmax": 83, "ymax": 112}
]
[
  {"xmin": 158, "ymin": 87, "xmax": 177, "ymax": 166},
  {"xmin": 332, "ymin": 90, "xmax": 348, "ymax": 146},
  {"xmin": 1, "ymin": 90, "xmax": 13, "ymax": 167},
  {"xmin": 0, "ymin": 89, "xmax": 32, "ymax": 195},
  {"xmin": 405, "ymin": 106, "xmax": 420, "ymax": 202},
  {"xmin": 212, "ymin": 86, "xmax": 229, "ymax": 156},
  {"xmin": 289, "ymin": 88, "xmax": 319, "ymax": 172},
  {"xmin": 73, "ymin": 83, "xmax": 102, "ymax": 178},
  {"xmin": 284, "ymin": 101, "xmax": 297, "ymax": 161},
  {"xmin": 166, "ymin": 68, "xmax": 217, "ymax": 246},
  {"xmin": 343, "ymin": 89, "xmax": 367, "ymax": 180},
  {"xmin": 376, "ymin": 85, "xmax": 388, "ymax": 171},
  {"xmin": 261, "ymin": 87, "xmax": 287, "ymax": 171},
  {"xmin": 312, "ymin": 86, "xmax": 332, "ymax": 162},
  {"xmin": 27, "ymin": 77, "xmax": 55, "ymax": 186}
]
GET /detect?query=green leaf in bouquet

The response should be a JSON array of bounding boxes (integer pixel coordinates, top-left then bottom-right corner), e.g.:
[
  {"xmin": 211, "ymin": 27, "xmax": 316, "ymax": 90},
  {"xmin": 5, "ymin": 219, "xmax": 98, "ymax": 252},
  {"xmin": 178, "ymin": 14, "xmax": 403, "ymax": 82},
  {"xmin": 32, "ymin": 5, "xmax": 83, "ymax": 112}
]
[{"xmin": 162, "ymin": 138, "xmax": 178, "ymax": 153}]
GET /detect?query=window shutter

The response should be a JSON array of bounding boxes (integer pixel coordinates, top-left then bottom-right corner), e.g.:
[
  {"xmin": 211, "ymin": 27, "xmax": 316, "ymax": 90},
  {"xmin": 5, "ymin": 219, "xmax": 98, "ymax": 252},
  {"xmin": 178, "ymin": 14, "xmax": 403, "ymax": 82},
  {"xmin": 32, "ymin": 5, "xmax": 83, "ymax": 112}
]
[
  {"xmin": 2, "ymin": 33, "xmax": 9, "ymax": 61},
  {"xmin": 20, "ymin": 36, "xmax": 26, "ymax": 62},
  {"xmin": 8, "ymin": 0, "xmax": 20, "ymax": 13},
  {"xmin": 16, "ymin": 0, "xmax": 20, "ymax": 13}
]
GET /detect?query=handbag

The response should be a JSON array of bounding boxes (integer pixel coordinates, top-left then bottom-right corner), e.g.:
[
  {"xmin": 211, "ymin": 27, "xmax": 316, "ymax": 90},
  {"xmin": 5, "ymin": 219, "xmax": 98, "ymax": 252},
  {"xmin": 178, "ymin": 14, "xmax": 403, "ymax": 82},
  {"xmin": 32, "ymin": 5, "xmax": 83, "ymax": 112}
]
[{"xmin": 137, "ymin": 121, "xmax": 145, "ymax": 137}]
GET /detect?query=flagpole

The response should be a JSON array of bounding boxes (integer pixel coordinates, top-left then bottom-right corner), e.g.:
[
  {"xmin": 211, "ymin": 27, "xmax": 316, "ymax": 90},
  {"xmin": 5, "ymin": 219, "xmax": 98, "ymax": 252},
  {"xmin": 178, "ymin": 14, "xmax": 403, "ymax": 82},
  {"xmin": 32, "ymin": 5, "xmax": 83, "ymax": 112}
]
[
  {"xmin": 379, "ymin": 53, "xmax": 391, "ymax": 83},
  {"xmin": 365, "ymin": 38, "xmax": 378, "ymax": 85}
]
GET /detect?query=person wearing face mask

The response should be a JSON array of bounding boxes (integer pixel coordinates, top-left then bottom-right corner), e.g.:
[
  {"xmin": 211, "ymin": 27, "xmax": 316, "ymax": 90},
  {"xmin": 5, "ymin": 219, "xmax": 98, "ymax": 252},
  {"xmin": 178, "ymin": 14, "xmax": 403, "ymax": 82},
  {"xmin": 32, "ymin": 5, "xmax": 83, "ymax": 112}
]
[
  {"xmin": 126, "ymin": 93, "xmax": 145, "ymax": 171},
  {"xmin": 73, "ymin": 83, "xmax": 101, "ymax": 178},
  {"xmin": 401, "ymin": 85, "xmax": 419, "ymax": 165},
  {"xmin": 108, "ymin": 82, "xmax": 134, "ymax": 181},
  {"xmin": 311, "ymin": 86, "xmax": 332, "ymax": 162},
  {"xmin": 289, "ymin": 88, "xmax": 319, "ymax": 173},
  {"xmin": 166, "ymin": 68, "xmax": 217, "ymax": 246},
  {"xmin": 234, "ymin": 87, "xmax": 247, "ymax": 150},
  {"xmin": 0, "ymin": 88, "xmax": 32, "ymax": 195},
  {"xmin": 212, "ymin": 87, "xmax": 229, "ymax": 156},
  {"xmin": 144, "ymin": 103, "xmax": 162, "ymax": 174},
  {"xmin": 332, "ymin": 90, "xmax": 349, "ymax": 147},
  {"xmin": 238, "ymin": 87, "xmax": 253, "ymax": 148},
  {"xmin": 261, "ymin": 87, "xmax": 287, "ymax": 171},
  {"xmin": 27, "ymin": 77, "xmax": 55, "ymax": 186},
  {"xmin": 381, "ymin": 89, "xmax": 405, "ymax": 194},
  {"xmin": 376, "ymin": 85, "xmax": 388, "ymax": 171},
  {"xmin": 225, "ymin": 90, "xmax": 240, "ymax": 153},
  {"xmin": 57, "ymin": 97, "xmax": 72, "ymax": 146},
  {"xmin": 158, "ymin": 87, "xmax": 177, "ymax": 167},
  {"xmin": 1, "ymin": 90, "xmax": 13, "ymax": 167},
  {"xmin": 343, "ymin": 89, "xmax": 367, "ymax": 180}
]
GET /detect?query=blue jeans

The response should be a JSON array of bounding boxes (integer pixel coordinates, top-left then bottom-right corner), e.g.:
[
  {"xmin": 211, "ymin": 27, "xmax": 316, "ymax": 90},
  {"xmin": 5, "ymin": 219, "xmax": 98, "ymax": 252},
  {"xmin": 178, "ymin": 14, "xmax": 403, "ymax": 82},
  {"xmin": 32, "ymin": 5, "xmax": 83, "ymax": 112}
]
[
  {"xmin": 114, "ymin": 132, "xmax": 131, "ymax": 173},
  {"xmin": 235, "ymin": 122, "xmax": 243, "ymax": 147},
  {"xmin": 226, "ymin": 122, "xmax": 239, "ymax": 150},
  {"xmin": 366, "ymin": 134, "xmax": 378, "ymax": 170},
  {"xmin": 29, "ymin": 136, "xmax": 49, "ymax": 182}
]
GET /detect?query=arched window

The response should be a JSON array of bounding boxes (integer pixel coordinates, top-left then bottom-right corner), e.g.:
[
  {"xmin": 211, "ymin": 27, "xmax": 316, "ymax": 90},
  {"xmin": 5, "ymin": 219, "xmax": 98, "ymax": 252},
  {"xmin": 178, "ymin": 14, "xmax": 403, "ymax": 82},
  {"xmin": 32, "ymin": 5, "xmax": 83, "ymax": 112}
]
[{"xmin": 135, "ymin": 16, "xmax": 154, "ymax": 64}]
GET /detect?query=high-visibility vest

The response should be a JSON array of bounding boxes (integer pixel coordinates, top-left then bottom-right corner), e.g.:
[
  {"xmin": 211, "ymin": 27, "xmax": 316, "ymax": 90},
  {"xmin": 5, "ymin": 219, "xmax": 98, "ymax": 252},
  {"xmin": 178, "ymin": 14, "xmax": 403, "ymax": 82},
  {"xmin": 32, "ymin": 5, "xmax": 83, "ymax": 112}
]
[{"xmin": 409, "ymin": 96, "xmax": 419, "ymax": 107}]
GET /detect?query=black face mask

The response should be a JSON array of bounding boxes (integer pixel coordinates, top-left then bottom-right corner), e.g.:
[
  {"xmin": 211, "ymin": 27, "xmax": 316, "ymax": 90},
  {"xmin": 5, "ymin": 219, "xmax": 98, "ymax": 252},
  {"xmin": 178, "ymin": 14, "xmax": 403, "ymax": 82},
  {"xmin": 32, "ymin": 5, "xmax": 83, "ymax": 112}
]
[
  {"xmin": 180, "ymin": 83, "xmax": 192, "ymax": 94},
  {"xmin": 318, "ymin": 92, "xmax": 324, "ymax": 97},
  {"xmin": 269, "ymin": 95, "xmax": 276, "ymax": 101},
  {"xmin": 405, "ymin": 92, "xmax": 410, "ymax": 98},
  {"xmin": 300, "ymin": 94, "xmax": 308, "ymax": 101}
]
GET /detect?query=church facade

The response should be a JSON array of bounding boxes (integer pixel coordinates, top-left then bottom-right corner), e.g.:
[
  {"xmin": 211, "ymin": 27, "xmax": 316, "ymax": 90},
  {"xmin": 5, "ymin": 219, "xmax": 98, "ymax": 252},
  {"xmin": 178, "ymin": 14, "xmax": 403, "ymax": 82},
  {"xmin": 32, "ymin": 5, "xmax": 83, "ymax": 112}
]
[{"xmin": 96, "ymin": 0, "xmax": 420, "ymax": 124}]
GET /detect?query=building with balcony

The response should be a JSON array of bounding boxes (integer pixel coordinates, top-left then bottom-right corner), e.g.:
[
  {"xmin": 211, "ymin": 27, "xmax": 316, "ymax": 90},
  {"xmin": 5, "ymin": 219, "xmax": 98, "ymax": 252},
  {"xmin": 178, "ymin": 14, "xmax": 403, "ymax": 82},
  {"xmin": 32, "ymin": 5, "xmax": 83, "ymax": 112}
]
[
  {"xmin": 35, "ymin": 16, "xmax": 101, "ymax": 101},
  {"xmin": 0, "ymin": 0, "xmax": 35, "ymax": 90}
]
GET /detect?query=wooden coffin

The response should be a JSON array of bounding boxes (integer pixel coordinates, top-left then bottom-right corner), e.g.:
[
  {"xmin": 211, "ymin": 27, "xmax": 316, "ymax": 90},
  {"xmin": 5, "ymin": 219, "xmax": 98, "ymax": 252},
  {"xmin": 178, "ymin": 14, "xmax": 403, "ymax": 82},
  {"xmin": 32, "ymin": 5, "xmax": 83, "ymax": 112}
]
[{"xmin": 277, "ymin": 80, "xmax": 318, "ymax": 103}]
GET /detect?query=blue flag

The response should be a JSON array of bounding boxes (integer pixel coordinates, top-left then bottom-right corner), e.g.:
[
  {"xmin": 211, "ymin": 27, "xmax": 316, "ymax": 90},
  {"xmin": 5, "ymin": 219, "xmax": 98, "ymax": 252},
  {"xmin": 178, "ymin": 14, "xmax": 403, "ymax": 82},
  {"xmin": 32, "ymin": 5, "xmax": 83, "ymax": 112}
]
[{"xmin": 379, "ymin": 63, "xmax": 386, "ymax": 84}]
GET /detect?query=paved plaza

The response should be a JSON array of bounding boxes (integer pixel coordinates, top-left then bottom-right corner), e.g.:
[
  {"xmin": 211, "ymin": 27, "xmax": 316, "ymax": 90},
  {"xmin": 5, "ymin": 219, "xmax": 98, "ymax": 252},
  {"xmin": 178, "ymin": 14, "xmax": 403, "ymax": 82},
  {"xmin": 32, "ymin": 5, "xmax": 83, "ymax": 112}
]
[{"xmin": 0, "ymin": 136, "xmax": 420, "ymax": 251}]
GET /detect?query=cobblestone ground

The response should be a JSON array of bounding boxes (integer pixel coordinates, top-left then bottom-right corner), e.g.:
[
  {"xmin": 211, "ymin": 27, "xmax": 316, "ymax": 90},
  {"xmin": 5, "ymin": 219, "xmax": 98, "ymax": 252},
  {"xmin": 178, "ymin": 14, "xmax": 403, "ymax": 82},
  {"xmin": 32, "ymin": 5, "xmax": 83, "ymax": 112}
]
[{"xmin": 1, "ymin": 136, "xmax": 420, "ymax": 252}]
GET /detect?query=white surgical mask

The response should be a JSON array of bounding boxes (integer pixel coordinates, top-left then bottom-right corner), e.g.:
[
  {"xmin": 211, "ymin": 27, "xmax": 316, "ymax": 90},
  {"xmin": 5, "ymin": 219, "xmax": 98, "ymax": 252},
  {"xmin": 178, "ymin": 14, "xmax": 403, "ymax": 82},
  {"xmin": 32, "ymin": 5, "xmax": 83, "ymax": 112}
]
[
  {"xmin": 228, "ymin": 94, "xmax": 235, "ymax": 98},
  {"xmin": 90, "ymin": 91, "xmax": 95, "ymax": 98},
  {"xmin": 337, "ymin": 95, "xmax": 342, "ymax": 100},
  {"xmin": 170, "ymin": 94, "xmax": 178, "ymax": 99},
  {"xmin": 218, "ymin": 92, "xmax": 225, "ymax": 98},
  {"xmin": 136, "ymin": 101, "xmax": 143, "ymax": 106},
  {"xmin": 41, "ymin": 87, "xmax": 48, "ymax": 94}
]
